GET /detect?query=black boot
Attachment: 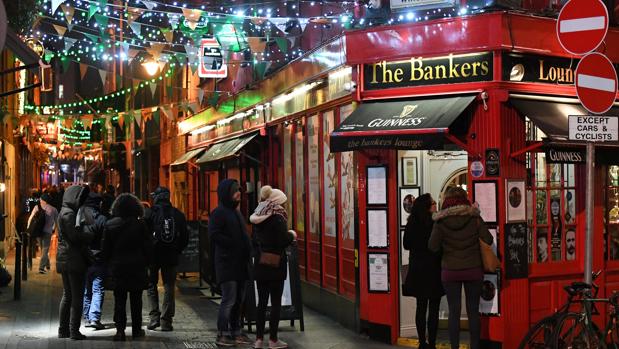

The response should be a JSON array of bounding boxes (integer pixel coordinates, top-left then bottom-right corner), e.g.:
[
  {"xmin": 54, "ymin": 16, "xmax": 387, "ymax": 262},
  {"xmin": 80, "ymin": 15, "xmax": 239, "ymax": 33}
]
[
  {"xmin": 113, "ymin": 329, "xmax": 126, "ymax": 341},
  {"xmin": 132, "ymin": 328, "xmax": 146, "ymax": 339},
  {"xmin": 147, "ymin": 319, "xmax": 160, "ymax": 330},
  {"xmin": 70, "ymin": 332, "xmax": 86, "ymax": 340},
  {"xmin": 58, "ymin": 328, "xmax": 70, "ymax": 339}
]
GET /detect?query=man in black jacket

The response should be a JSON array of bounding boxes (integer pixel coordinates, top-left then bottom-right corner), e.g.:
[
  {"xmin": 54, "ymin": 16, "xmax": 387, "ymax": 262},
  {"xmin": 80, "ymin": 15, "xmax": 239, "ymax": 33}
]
[
  {"xmin": 208, "ymin": 179, "xmax": 252, "ymax": 347},
  {"xmin": 145, "ymin": 187, "xmax": 188, "ymax": 332}
]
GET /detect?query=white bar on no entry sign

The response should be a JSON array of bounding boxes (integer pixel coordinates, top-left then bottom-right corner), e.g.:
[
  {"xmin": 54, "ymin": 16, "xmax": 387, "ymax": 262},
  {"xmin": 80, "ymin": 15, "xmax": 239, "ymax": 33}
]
[
  {"xmin": 578, "ymin": 73, "xmax": 616, "ymax": 92},
  {"xmin": 560, "ymin": 16, "xmax": 606, "ymax": 33}
]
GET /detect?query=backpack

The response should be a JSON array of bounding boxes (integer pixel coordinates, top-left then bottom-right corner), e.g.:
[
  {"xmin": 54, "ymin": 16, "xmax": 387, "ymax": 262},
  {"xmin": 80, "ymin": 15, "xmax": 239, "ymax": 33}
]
[
  {"xmin": 151, "ymin": 205, "xmax": 178, "ymax": 245},
  {"xmin": 27, "ymin": 204, "xmax": 46, "ymax": 238}
]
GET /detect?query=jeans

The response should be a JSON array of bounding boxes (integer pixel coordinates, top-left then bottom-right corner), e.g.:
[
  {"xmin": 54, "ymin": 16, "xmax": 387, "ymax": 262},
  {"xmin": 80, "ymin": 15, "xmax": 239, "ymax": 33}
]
[
  {"xmin": 39, "ymin": 234, "xmax": 51, "ymax": 271},
  {"xmin": 415, "ymin": 297, "xmax": 441, "ymax": 346},
  {"xmin": 59, "ymin": 271, "xmax": 86, "ymax": 336},
  {"xmin": 113, "ymin": 288, "xmax": 143, "ymax": 332},
  {"xmin": 83, "ymin": 265, "xmax": 106, "ymax": 322},
  {"xmin": 443, "ymin": 280, "xmax": 483, "ymax": 349},
  {"xmin": 217, "ymin": 280, "xmax": 247, "ymax": 336},
  {"xmin": 147, "ymin": 265, "xmax": 177, "ymax": 325},
  {"xmin": 256, "ymin": 280, "xmax": 285, "ymax": 341}
]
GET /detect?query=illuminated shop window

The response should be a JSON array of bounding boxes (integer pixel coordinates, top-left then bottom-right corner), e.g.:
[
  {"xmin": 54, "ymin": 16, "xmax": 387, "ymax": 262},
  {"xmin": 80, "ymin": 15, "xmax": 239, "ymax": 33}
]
[{"xmin": 605, "ymin": 166, "xmax": 619, "ymax": 260}]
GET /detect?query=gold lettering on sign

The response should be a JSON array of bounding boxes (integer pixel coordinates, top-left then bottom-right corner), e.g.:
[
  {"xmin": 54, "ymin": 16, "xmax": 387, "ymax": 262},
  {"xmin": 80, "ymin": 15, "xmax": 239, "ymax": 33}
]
[{"xmin": 538, "ymin": 60, "xmax": 574, "ymax": 83}]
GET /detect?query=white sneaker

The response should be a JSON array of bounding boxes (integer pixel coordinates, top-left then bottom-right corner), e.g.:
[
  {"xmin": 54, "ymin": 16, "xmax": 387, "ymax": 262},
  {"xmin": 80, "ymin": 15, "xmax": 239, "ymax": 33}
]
[
  {"xmin": 254, "ymin": 339, "xmax": 264, "ymax": 348},
  {"xmin": 269, "ymin": 339, "xmax": 288, "ymax": 349}
]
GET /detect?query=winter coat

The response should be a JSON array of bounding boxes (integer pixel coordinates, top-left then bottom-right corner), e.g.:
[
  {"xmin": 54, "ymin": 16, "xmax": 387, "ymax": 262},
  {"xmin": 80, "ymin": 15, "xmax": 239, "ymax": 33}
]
[
  {"xmin": 56, "ymin": 185, "xmax": 93, "ymax": 274},
  {"xmin": 428, "ymin": 205, "xmax": 493, "ymax": 271},
  {"xmin": 102, "ymin": 194, "xmax": 152, "ymax": 291},
  {"xmin": 252, "ymin": 214, "xmax": 294, "ymax": 281},
  {"xmin": 208, "ymin": 179, "xmax": 252, "ymax": 285},
  {"xmin": 403, "ymin": 218, "xmax": 444, "ymax": 299},
  {"xmin": 144, "ymin": 196, "xmax": 189, "ymax": 267},
  {"xmin": 83, "ymin": 193, "xmax": 107, "ymax": 265}
]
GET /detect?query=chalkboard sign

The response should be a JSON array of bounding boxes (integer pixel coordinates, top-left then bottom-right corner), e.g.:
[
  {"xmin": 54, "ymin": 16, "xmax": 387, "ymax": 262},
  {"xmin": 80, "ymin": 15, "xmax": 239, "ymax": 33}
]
[
  {"xmin": 177, "ymin": 221, "xmax": 201, "ymax": 273},
  {"xmin": 504, "ymin": 223, "xmax": 528, "ymax": 279},
  {"xmin": 244, "ymin": 242, "xmax": 305, "ymax": 332}
]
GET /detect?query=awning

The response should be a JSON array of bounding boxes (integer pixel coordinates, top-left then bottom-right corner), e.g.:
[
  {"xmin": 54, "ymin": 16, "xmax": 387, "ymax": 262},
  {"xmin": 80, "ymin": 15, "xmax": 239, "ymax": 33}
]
[
  {"xmin": 329, "ymin": 95, "xmax": 476, "ymax": 152},
  {"xmin": 170, "ymin": 147, "xmax": 207, "ymax": 167},
  {"xmin": 510, "ymin": 94, "xmax": 619, "ymax": 140},
  {"xmin": 196, "ymin": 133, "xmax": 258, "ymax": 164},
  {"xmin": 5, "ymin": 29, "xmax": 41, "ymax": 74}
]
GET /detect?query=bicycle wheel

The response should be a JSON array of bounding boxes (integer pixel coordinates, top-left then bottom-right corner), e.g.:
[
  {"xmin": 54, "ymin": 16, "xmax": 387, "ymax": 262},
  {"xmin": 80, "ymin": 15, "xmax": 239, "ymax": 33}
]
[
  {"xmin": 552, "ymin": 312, "xmax": 606, "ymax": 349},
  {"xmin": 518, "ymin": 315, "xmax": 558, "ymax": 349}
]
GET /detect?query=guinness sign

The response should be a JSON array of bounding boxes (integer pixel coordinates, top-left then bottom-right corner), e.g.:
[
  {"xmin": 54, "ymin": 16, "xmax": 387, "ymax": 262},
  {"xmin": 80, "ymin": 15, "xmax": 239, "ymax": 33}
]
[
  {"xmin": 364, "ymin": 52, "xmax": 493, "ymax": 90},
  {"xmin": 544, "ymin": 147, "xmax": 586, "ymax": 164}
]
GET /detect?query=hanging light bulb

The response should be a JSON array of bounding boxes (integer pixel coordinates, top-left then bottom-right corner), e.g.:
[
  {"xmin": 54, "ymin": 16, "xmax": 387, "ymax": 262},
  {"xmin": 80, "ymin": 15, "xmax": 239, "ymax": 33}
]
[{"xmin": 142, "ymin": 60, "xmax": 159, "ymax": 76}]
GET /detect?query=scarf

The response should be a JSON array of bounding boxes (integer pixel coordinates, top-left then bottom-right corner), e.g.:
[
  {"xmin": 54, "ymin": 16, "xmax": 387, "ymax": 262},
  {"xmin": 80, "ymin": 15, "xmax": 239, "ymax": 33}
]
[{"xmin": 250, "ymin": 200, "xmax": 288, "ymax": 224}]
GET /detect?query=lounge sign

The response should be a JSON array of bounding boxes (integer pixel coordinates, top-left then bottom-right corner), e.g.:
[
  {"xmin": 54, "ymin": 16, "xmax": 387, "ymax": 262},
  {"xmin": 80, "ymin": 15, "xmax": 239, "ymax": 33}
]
[{"xmin": 363, "ymin": 52, "xmax": 493, "ymax": 90}]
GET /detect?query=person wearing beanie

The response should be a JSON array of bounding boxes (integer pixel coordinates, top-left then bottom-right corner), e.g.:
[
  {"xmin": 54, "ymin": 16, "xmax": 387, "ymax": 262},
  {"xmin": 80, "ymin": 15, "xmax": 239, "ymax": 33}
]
[
  {"xmin": 28, "ymin": 192, "xmax": 59, "ymax": 274},
  {"xmin": 249, "ymin": 187, "xmax": 296, "ymax": 349},
  {"xmin": 208, "ymin": 179, "xmax": 253, "ymax": 347},
  {"xmin": 428, "ymin": 187, "xmax": 493, "ymax": 349}
]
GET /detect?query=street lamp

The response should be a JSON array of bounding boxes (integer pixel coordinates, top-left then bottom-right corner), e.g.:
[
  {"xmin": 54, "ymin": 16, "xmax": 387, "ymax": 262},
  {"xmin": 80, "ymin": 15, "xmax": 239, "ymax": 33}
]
[{"xmin": 142, "ymin": 60, "xmax": 159, "ymax": 76}]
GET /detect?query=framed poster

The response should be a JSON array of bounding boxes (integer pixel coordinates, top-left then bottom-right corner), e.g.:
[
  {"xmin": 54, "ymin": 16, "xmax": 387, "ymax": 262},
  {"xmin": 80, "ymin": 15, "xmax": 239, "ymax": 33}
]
[
  {"xmin": 401, "ymin": 157, "xmax": 418, "ymax": 186},
  {"xmin": 399, "ymin": 187, "xmax": 420, "ymax": 226},
  {"xmin": 480, "ymin": 273, "xmax": 500, "ymax": 315},
  {"xmin": 473, "ymin": 181, "xmax": 498, "ymax": 225},
  {"xmin": 367, "ymin": 209, "xmax": 389, "ymax": 248},
  {"xmin": 504, "ymin": 223, "xmax": 529, "ymax": 279},
  {"xmin": 368, "ymin": 252, "xmax": 390, "ymax": 293},
  {"xmin": 506, "ymin": 179, "xmax": 526, "ymax": 222},
  {"xmin": 367, "ymin": 166, "xmax": 388, "ymax": 205}
]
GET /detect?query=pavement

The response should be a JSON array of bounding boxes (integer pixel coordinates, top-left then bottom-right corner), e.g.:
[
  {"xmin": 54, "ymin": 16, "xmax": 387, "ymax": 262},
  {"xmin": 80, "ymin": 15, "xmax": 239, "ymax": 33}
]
[{"xmin": 0, "ymin": 249, "xmax": 398, "ymax": 349}]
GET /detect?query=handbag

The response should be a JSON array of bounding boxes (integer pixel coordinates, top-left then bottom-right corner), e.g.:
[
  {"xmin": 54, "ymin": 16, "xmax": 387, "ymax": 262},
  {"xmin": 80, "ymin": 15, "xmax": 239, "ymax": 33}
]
[
  {"xmin": 480, "ymin": 238, "xmax": 500, "ymax": 272},
  {"xmin": 258, "ymin": 251, "xmax": 282, "ymax": 268}
]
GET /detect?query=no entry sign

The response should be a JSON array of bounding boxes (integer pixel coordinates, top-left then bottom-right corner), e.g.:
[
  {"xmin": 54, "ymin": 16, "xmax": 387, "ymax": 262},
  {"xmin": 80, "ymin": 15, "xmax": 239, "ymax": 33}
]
[
  {"xmin": 557, "ymin": 0, "xmax": 609, "ymax": 55},
  {"xmin": 575, "ymin": 53, "xmax": 618, "ymax": 114}
]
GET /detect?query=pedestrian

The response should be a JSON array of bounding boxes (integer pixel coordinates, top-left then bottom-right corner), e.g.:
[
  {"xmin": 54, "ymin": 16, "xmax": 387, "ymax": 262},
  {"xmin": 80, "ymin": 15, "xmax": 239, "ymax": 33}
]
[
  {"xmin": 403, "ymin": 194, "xmax": 443, "ymax": 349},
  {"xmin": 101, "ymin": 184, "xmax": 115, "ymax": 218},
  {"xmin": 56, "ymin": 185, "xmax": 93, "ymax": 340},
  {"xmin": 81, "ymin": 192, "xmax": 108, "ymax": 330},
  {"xmin": 145, "ymin": 187, "xmax": 189, "ymax": 332},
  {"xmin": 208, "ymin": 179, "xmax": 253, "ymax": 347},
  {"xmin": 428, "ymin": 187, "xmax": 493, "ymax": 349},
  {"xmin": 28, "ymin": 193, "xmax": 59, "ymax": 274},
  {"xmin": 249, "ymin": 186, "xmax": 296, "ymax": 349},
  {"xmin": 102, "ymin": 193, "xmax": 152, "ymax": 341}
]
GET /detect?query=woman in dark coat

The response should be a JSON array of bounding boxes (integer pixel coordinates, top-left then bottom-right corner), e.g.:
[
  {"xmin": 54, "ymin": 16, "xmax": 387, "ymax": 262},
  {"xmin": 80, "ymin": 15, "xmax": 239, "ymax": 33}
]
[
  {"xmin": 56, "ymin": 185, "xmax": 92, "ymax": 340},
  {"xmin": 102, "ymin": 193, "xmax": 152, "ymax": 341},
  {"xmin": 249, "ymin": 186, "xmax": 295, "ymax": 349},
  {"xmin": 403, "ymin": 193, "xmax": 443, "ymax": 349}
]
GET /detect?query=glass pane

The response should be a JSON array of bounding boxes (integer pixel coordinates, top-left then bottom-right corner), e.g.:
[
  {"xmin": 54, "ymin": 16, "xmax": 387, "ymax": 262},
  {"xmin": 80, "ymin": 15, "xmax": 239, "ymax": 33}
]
[
  {"xmin": 610, "ymin": 225, "xmax": 619, "ymax": 260},
  {"xmin": 550, "ymin": 164, "xmax": 561, "ymax": 188},
  {"xmin": 610, "ymin": 166, "xmax": 619, "ymax": 186},
  {"xmin": 564, "ymin": 189, "xmax": 576, "ymax": 225},
  {"xmin": 550, "ymin": 191, "xmax": 562, "ymax": 261},
  {"xmin": 536, "ymin": 154, "xmax": 547, "ymax": 186},
  {"xmin": 284, "ymin": 125, "xmax": 293, "ymax": 229},
  {"xmin": 295, "ymin": 126, "xmax": 305, "ymax": 233},
  {"xmin": 536, "ymin": 190, "xmax": 547, "ymax": 225},
  {"xmin": 307, "ymin": 115, "xmax": 320, "ymax": 237},
  {"xmin": 527, "ymin": 190, "xmax": 533, "ymax": 224},
  {"xmin": 323, "ymin": 111, "xmax": 337, "ymax": 238},
  {"xmin": 564, "ymin": 164, "xmax": 576, "ymax": 187},
  {"xmin": 536, "ymin": 228, "xmax": 549, "ymax": 263}
]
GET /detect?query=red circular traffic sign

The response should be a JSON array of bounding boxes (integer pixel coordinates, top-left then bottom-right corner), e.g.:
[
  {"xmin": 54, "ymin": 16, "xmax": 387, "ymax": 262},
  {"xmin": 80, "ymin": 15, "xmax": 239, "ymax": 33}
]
[
  {"xmin": 557, "ymin": 0, "xmax": 609, "ymax": 55},
  {"xmin": 575, "ymin": 52, "xmax": 618, "ymax": 114}
]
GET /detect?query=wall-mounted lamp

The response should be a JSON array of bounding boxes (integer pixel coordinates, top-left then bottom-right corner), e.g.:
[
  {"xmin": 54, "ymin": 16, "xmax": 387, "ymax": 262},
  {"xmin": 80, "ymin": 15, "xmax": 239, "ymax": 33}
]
[
  {"xmin": 142, "ymin": 60, "xmax": 159, "ymax": 76},
  {"xmin": 0, "ymin": 183, "xmax": 6, "ymax": 193}
]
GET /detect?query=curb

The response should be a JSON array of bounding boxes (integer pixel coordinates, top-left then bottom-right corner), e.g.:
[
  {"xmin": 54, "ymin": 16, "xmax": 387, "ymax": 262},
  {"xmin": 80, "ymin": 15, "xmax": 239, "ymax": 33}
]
[{"xmin": 397, "ymin": 337, "xmax": 470, "ymax": 349}]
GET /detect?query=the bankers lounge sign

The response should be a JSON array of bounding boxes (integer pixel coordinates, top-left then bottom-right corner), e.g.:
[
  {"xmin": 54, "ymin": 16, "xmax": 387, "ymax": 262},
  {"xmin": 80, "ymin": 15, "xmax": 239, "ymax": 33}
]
[{"xmin": 363, "ymin": 52, "xmax": 493, "ymax": 90}]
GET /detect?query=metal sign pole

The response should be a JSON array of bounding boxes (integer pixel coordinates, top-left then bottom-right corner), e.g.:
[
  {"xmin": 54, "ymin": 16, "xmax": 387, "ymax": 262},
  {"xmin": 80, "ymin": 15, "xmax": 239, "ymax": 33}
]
[{"xmin": 584, "ymin": 142, "xmax": 594, "ymax": 284}]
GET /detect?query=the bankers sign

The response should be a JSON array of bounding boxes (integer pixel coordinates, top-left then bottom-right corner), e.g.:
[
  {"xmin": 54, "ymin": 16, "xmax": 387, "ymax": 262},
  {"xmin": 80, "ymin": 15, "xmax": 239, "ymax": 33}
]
[{"xmin": 568, "ymin": 115, "xmax": 618, "ymax": 142}]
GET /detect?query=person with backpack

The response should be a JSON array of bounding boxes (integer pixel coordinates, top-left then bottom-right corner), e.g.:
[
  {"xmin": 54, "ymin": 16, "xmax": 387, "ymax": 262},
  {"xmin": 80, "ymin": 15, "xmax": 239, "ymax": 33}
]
[
  {"xmin": 145, "ymin": 187, "xmax": 188, "ymax": 332},
  {"xmin": 28, "ymin": 193, "xmax": 59, "ymax": 274}
]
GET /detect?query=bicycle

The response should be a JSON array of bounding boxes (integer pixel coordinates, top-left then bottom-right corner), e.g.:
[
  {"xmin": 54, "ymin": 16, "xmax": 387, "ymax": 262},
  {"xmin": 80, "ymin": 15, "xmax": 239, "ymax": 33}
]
[{"xmin": 518, "ymin": 271, "xmax": 602, "ymax": 349}]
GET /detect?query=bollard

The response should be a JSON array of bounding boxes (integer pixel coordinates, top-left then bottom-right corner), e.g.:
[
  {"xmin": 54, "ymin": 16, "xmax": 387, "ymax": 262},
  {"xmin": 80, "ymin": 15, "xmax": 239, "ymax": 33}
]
[{"xmin": 14, "ymin": 232, "xmax": 22, "ymax": 300}]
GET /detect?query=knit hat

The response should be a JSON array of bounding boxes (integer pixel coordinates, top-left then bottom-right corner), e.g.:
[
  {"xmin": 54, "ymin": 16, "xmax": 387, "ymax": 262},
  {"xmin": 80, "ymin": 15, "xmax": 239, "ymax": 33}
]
[
  {"xmin": 40, "ymin": 193, "xmax": 52, "ymax": 204},
  {"xmin": 260, "ymin": 185, "xmax": 273, "ymax": 201},
  {"xmin": 268, "ymin": 188, "xmax": 287, "ymax": 206}
]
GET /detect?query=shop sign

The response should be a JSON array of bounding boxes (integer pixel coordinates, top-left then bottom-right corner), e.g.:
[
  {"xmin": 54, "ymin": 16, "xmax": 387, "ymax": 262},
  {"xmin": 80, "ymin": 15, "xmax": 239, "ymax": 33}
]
[
  {"xmin": 485, "ymin": 148, "xmax": 500, "ymax": 176},
  {"xmin": 364, "ymin": 52, "xmax": 493, "ymax": 90},
  {"xmin": 568, "ymin": 115, "xmax": 618, "ymax": 142},
  {"xmin": 198, "ymin": 38, "xmax": 227, "ymax": 78},
  {"xmin": 390, "ymin": 0, "xmax": 456, "ymax": 10},
  {"xmin": 470, "ymin": 161, "xmax": 484, "ymax": 178},
  {"xmin": 544, "ymin": 147, "xmax": 586, "ymax": 163}
]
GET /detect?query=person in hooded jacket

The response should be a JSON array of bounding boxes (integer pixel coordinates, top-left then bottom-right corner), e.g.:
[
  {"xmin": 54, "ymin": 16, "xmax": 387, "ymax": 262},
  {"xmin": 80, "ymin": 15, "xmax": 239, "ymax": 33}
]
[
  {"xmin": 249, "ymin": 186, "xmax": 296, "ymax": 349},
  {"xmin": 102, "ymin": 193, "xmax": 153, "ymax": 341},
  {"xmin": 428, "ymin": 187, "xmax": 493, "ymax": 349},
  {"xmin": 403, "ymin": 193, "xmax": 443, "ymax": 349},
  {"xmin": 145, "ymin": 186, "xmax": 188, "ymax": 332},
  {"xmin": 56, "ymin": 185, "xmax": 93, "ymax": 340},
  {"xmin": 208, "ymin": 179, "xmax": 252, "ymax": 347},
  {"xmin": 81, "ymin": 192, "xmax": 108, "ymax": 330}
]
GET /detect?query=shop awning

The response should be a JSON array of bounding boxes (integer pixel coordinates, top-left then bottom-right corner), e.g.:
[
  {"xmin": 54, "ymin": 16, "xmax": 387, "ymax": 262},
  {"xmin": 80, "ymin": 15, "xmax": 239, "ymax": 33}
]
[
  {"xmin": 170, "ymin": 147, "xmax": 207, "ymax": 167},
  {"xmin": 196, "ymin": 133, "xmax": 258, "ymax": 164},
  {"xmin": 329, "ymin": 95, "xmax": 476, "ymax": 152},
  {"xmin": 510, "ymin": 94, "xmax": 619, "ymax": 140},
  {"xmin": 5, "ymin": 29, "xmax": 42, "ymax": 74}
]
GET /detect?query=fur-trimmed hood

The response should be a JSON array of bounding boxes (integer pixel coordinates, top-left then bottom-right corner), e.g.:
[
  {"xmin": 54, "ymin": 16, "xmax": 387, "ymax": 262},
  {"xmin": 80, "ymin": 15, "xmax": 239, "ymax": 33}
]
[{"xmin": 432, "ymin": 205, "xmax": 480, "ymax": 230}]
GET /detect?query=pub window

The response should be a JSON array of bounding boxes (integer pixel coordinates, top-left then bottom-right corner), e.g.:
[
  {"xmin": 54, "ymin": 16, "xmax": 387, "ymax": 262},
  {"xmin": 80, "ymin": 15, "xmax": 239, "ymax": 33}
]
[
  {"xmin": 527, "ymin": 153, "xmax": 577, "ymax": 264},
  {"xmin": 605, "ymin": 166, "xmax": 619, "ymax": 260}
]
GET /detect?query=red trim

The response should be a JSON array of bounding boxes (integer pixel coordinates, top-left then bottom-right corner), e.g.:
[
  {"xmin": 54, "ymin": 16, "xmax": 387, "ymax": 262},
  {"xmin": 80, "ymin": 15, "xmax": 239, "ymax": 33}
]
[
  {"xmin": 510, "ymin": 141, "xmax": 543, "ymax": 159},
  {"xmin": 332, "ymin": 128, "xmax": 448, "ymax": 137}
]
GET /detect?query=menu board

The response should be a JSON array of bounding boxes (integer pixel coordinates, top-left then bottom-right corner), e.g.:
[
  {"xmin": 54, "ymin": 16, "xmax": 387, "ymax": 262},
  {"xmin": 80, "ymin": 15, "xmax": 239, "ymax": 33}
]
[{"xmin": 504, "ymin": 223, "xmax": 528, "ymax": 279}]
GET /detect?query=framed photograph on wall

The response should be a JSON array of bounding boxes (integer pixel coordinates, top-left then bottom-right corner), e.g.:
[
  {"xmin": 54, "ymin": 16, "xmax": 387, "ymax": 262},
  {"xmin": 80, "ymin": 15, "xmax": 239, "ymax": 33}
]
[
  {"xmin": 367, "ymin": 209, "xmax": 389, "ymax": 248},
  {"xmin": 367, "ymin": 165, "xmax": 388, "ymax": 205},
  {"xmin": 506, "ymin": 179, "xmax": 526, "ymax": 222},
  {"xmin": 368, "ymin": 252, "xmax": 390, "ymax": 293},
  {"xmin": 399, "ymin": 187, "xmax": 420, "ymax": 226},
  {"xmin": 473, "ymin": 181, "xmax": 498, "ymax": 225},
  {"xmin": 401, "ymin": 157, "xmax": 418, "ymax": 186},
  {"xmin": 480, "ymin": 273, "xmax": 500, "ymax": 315}
]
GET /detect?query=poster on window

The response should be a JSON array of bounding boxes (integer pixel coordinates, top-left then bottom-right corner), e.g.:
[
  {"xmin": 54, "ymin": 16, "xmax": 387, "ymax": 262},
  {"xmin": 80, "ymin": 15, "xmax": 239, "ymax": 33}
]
[
  {"xmin": 284, "ymin": 125, "xmax": 293, "ymax": 229},
  {"xmin": 340, "ymin": 104, "xmax": 355, "ymax": 241},
  {"xmin": 308, "ymin": 115, "xmax": 321, "ymax": 236},
  {"xmin": 323, "ymin": 111, "xmax": 337, "ymax": 238},
  {"xmin": 368, "ymin": 253, "xmax": 390, "ymax": 293},
  {"xmin": 479, "ymin": 273, "xmax": 499, "ymax": 315},
  {"xmin": 295, "ymin": 126, "xmax": 305, "ymax": 232}
]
